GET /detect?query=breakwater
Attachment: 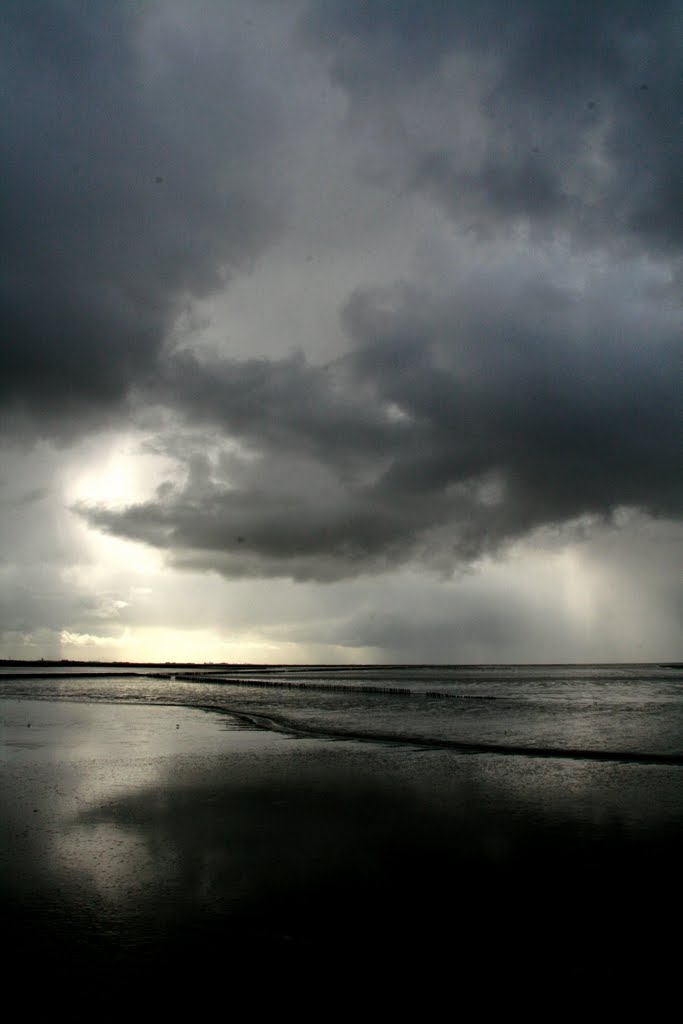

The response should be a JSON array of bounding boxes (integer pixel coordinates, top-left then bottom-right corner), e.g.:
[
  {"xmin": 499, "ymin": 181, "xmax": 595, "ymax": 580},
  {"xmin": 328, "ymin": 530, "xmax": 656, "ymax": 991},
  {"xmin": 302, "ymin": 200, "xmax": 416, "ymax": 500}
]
[{"xmin": 153, "ymin": 672, "xmax": 497, "ymax": 701}]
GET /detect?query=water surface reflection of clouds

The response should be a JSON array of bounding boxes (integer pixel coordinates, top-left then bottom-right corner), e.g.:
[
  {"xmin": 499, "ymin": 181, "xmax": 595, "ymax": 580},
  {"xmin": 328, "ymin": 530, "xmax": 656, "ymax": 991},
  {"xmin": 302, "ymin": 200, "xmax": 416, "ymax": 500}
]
[
  {"xmin": 2, "ymin": 696, "xmax": 683, "ymax": 975},
  {"xmin": 0, "ymin": 699, "xmax": 276, "ymax": 905}
]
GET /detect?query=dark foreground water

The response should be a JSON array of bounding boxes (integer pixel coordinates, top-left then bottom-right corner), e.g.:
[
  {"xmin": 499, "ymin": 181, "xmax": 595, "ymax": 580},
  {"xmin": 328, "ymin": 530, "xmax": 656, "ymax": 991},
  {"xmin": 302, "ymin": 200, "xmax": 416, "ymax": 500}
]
[{"xmin": 1, "ymin": 665, "xmax": 682, "ymax": 1000}]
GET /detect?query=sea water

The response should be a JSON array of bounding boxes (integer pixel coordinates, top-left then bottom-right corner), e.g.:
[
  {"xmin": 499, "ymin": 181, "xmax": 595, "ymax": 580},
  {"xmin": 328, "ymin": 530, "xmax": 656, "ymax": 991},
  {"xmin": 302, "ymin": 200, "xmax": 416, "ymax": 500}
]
[{"xmin": 2, "ymin": 662, "xmax": 682, "ymax": 758}]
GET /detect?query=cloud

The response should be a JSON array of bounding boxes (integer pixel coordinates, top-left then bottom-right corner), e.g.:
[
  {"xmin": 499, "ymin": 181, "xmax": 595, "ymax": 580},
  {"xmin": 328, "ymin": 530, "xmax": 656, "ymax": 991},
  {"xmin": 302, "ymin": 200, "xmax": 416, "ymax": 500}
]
[
  {"xmin": 1, "ymin": 0, "xmax": 681, "ymax": 656},
  {"xmin": 301, "ymin": 0, "xmax": 683, "ymax": 254},
  {"xmin": 77, "ymin": 259, "xmax": 681, "ymax": 580},
  {"xmin": 0, "ymin": 0, "xmax": 283, "ymax": 437}
]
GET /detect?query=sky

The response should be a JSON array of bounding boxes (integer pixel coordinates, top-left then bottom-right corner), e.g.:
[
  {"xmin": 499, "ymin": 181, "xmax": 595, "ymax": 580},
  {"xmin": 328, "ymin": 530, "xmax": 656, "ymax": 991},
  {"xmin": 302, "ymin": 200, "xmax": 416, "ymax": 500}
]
[{"xmin": 1, "ymin": 0, "xmax": 681, "ymax": 664}]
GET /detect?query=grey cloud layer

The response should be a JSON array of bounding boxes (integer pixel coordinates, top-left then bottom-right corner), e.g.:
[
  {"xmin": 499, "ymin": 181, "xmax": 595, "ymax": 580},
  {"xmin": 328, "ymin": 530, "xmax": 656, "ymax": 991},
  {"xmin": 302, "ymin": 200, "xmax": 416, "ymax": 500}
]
[
  {"xmin": 302, "ymin": 0, "xmax": 683, "ymax": 253},
  {"xmin": 81, "ymin": 273, "xmax": 681, "ymax": 579},
  {"xmin": 3, "ymin": 1, "xmax": 681, "ymax": 584},
  {"xmin": 1, "ymin": 1, "xmax": 281, "ymax": 434}
]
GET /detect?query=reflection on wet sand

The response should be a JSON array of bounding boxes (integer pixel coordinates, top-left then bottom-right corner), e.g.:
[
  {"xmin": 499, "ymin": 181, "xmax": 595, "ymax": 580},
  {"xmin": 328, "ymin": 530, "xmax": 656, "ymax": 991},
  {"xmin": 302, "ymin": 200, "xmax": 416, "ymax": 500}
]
[{"xmin": 2, "ymin": 698, "xmax": 682, "ymax": 991}]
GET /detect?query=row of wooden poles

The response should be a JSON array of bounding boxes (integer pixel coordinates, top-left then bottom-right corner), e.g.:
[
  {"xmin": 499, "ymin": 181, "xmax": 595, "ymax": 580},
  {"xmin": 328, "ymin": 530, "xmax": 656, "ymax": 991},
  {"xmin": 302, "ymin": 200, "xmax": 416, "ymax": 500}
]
[{"xmin": 155, "ymin": 672, "xmax": 496, "ymax": 701}]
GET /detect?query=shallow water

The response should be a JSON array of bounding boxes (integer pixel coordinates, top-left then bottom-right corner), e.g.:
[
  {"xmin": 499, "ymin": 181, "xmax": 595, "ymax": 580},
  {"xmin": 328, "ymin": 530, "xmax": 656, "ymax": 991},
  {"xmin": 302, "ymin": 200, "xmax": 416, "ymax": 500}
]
[
  {"xmin": 1, "ymin": 668, "xmax": 682, "ymax": 993},
  {"xmin": 2, "ymin": 663, "xmax": 682, "ymax": 757}
]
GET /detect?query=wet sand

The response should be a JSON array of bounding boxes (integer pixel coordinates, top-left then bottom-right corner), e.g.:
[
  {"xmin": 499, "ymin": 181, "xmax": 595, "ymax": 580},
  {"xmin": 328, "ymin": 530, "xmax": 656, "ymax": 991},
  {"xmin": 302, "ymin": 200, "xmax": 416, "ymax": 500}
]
[{"xmin": 2, "ymin": 698, "xmax": 681, "ymax": 997}]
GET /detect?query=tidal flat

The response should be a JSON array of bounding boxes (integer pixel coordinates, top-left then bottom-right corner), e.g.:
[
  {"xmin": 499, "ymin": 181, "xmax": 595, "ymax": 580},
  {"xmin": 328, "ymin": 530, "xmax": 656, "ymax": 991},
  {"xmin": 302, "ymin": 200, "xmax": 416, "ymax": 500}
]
[
  {"xmin": 2, "ymin": 691, "xmax": 682, "ymax": 997},
  {"xmin": 1, "ymin": 671, "xmax": 683, "ymax": 1007}
]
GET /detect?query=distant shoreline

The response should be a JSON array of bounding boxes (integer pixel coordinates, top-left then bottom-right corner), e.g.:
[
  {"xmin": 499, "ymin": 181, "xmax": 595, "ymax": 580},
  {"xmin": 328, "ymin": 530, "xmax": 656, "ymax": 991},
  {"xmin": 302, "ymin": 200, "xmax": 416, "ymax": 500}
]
[{"xmin": 2, "ymin": 658, "xmax": 681, "ymax": 669}]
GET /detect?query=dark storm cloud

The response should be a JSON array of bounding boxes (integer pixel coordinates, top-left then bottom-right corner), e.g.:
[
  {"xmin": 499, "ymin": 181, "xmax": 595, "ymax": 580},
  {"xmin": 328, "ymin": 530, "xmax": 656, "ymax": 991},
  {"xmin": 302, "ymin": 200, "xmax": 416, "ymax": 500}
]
[
  {"xmin": 0, "ymin": 0, "xmax": 281, "ymax": 435},
  {"xmin": 6, "ymin": 1, "xmax": 680, "ymax": 585},
  {"xmin": 154, "ymin": 348, "xmax": 413, "ymax": 472},
  {"xmin": 301, "ymin": 0, "xmax": 683, "ymax": 252},
  {"xmin": 341, "ymin": 281, "xmax": 681, "ymax": 524},
  {"xmin": 79, "ymin": 273, "xmax": 682, "ymax": 580}
]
